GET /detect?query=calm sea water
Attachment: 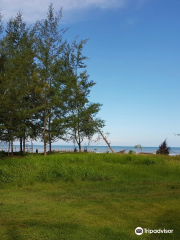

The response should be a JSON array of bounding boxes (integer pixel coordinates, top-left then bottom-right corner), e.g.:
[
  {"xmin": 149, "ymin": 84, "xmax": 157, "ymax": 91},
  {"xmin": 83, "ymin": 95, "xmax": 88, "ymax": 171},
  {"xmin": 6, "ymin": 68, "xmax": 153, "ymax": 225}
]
[{"xmin": 1, "ymin": 145, "xmax": 180, "ymax": 155}]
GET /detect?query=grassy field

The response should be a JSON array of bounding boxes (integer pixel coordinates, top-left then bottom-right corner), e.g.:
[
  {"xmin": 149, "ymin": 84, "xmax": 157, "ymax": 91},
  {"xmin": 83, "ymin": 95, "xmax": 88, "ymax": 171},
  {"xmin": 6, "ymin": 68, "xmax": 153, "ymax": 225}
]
[{"xmin": 0, "ymin": 152, "xmax": 180, "ymax": 240}]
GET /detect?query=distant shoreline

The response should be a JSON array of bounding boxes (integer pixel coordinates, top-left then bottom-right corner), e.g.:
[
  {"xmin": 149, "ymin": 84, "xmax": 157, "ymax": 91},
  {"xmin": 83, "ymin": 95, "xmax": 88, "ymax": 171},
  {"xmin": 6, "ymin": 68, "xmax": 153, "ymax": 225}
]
[{"xmin": 0, "ymin": 144, "xmax": 180, "ymax": 155}]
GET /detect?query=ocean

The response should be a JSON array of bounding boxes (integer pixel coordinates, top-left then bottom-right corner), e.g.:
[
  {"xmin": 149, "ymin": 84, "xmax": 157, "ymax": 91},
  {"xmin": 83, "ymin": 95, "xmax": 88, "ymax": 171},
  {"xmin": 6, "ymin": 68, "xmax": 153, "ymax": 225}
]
[{"xmin": 1, "ymin": 145, "xmax": 180, "ymax": 155}]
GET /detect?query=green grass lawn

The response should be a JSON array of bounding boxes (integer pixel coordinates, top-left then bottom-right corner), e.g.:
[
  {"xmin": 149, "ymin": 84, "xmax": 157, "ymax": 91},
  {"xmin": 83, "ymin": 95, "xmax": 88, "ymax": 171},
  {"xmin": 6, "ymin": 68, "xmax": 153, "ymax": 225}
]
[{"xmin": 0, "ymin": 153, "xmax": 180, "ymax": 239}]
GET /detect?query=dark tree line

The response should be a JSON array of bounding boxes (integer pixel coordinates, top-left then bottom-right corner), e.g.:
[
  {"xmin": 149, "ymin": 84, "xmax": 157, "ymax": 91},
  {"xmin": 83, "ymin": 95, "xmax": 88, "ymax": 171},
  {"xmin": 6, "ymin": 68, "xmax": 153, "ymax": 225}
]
[{"xmin": 0, "ymin": 4, "xmax": 105, "ymax": 156}]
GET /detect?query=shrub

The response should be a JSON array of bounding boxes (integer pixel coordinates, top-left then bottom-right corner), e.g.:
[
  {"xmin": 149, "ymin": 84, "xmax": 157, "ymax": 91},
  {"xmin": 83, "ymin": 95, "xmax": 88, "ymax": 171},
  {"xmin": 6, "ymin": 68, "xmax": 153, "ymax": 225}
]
[
  {"xmin": 0, "ymin": 151, "xmax": 7, "ymax": 158},
  {"xmin": 128, "ymin": 150, "xmax": 135, "ymax": 154},
  {"xmin": 156, "ymin": 139, "xmax": 170, "ymax": 155}
]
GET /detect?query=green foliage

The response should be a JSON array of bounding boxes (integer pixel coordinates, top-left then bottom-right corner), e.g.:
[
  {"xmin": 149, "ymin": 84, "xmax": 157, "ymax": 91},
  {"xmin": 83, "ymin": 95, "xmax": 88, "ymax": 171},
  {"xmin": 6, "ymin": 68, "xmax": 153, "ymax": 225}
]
[
  {"xmin": 0, "ymin": 150, "xmax": 6, "ymax": 158},
  {"xmin": 156, "ymin": 139, "xmax": 171, "ymax": 155},
  {"xmin": 134, "ymin": 144, "xmax": 142, "ymax": 151},
  {"xmin": 34, "ymin": 4, "xmax": 68, "ymax": 155},
  {"xmin": 64, "ymin": 39, "xmax": 105, "ymax": 151},
  {"xmin": 128, "ymin": 150, "xmax": 135, "ymax": 154},
  {"xmin": 0, "ymin": 13, "xmax": 39, "ymax": 151},
  {"xmin": 0, "ymin": 4, "xmax": 105, "ymax": 155}
]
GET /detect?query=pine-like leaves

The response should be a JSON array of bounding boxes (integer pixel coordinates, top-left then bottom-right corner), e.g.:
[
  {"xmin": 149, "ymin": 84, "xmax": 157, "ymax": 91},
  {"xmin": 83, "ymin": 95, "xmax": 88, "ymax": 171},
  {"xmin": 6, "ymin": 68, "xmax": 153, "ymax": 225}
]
[{"xmin": 156, "ymin": 139, "xmax": 170, "ymax": 155}]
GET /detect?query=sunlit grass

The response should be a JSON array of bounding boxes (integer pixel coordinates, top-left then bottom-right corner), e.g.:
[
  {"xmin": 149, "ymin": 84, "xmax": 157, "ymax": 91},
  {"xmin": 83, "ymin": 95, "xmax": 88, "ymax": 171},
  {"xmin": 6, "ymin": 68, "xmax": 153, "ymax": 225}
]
[{"xmin": 0, "ymin": 153, "xmax": 180, "ymax": 239}]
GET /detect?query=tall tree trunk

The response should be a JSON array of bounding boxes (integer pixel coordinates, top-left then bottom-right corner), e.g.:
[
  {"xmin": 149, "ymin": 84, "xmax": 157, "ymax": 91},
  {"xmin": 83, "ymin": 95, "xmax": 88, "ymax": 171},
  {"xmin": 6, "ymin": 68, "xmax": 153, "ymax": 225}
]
[
  {"xmin": 23, "ymin": 137, "xmax": 25, "ymax": 152},
  {"xmin": 44, "ymin": 111, "xmax": 47, "ymax": 156},
  {"xmin": 11, "ymin": 140, "xmax": 13, "ymax": 156},
  {"xmin": 8, "ymin": 141, "xmax": 10, "ymax": 156},
  {"xmin": 77, "ymin": 108, "xmax": 81, "ymax": 152},
  {"xmin": 89, "ymin": 115, "xmax": 114, "ymax": 153},
  {"xmin": 78, "ymin": 143, "xmax": 81, "ymax": 152},
  {"xmin": 48, "ymin": 116, "xmax": 51, "ymax": 153},
  {"xmin": 78, "ymin": 140, "xmax": 81, "ymax": 152},
  {"xmin": 20, "ymin": 138, "xmax": 22, "ymax": 152},
  {"xmin": 48, "ymin": 76, "xmax": 52, "ymax": 153},
  {"xmin": 49, "ymin": 140, "xmax": 51, "ymax": 153},
  {"xmin": 77, "ymin": 126, "xmax": 81, "ymax": 152}
]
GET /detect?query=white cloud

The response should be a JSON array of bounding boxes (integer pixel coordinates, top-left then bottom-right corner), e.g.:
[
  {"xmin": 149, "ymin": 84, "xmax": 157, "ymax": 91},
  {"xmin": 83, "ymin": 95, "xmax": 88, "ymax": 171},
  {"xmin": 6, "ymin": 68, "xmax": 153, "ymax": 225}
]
[
  {"xmin": 0, "ymin": 0, "xmax": 126, "ymax": 23},
  {"xmin": 0, "ymin": 0, "xmax": 148, "ymax": 23}
]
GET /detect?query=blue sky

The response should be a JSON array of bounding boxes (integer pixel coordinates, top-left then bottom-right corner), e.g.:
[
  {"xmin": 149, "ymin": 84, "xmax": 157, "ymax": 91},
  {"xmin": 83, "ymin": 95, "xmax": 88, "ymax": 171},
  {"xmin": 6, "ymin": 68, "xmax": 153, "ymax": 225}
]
[{"xmin": 3, "ymin": 0, "xmax": 180, "ymax": 147}]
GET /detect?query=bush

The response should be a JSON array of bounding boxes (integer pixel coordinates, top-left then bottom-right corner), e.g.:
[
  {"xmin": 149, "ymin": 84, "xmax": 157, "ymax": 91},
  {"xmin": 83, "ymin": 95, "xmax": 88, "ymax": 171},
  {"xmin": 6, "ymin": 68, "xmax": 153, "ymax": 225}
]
[
  {"xmin": 156, "ymin": 139, "xmax": 170, "ymax": 155},
  {"xmin": 128, "ymin": 150, "xmax": 136, "ymax": 154},
  {"xmin": 0, "ymin": 151, "xmax": 7, "ymax": 158}
]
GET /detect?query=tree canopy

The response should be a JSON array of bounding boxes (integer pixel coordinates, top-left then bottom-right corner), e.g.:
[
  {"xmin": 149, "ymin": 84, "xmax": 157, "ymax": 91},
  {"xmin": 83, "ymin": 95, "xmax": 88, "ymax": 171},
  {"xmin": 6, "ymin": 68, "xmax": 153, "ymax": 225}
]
[{"xmin": 0, "ymin": 4, "xmax": 105, "ymax": 155}]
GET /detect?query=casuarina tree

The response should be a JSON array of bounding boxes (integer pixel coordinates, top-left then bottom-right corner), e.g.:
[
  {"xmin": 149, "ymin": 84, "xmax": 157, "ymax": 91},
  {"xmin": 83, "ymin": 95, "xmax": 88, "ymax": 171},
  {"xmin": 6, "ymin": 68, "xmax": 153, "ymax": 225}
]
[
  {"xmin": 156, "ymin": 139, "xmax": 170, "ymax": 155},
  {"xmin": 35, "ymin": 4, "xmax": 67, "ymax": 155},
  {"xmin": 65, "ymin": 38, "xmax": 105, "ymax": 152}
]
